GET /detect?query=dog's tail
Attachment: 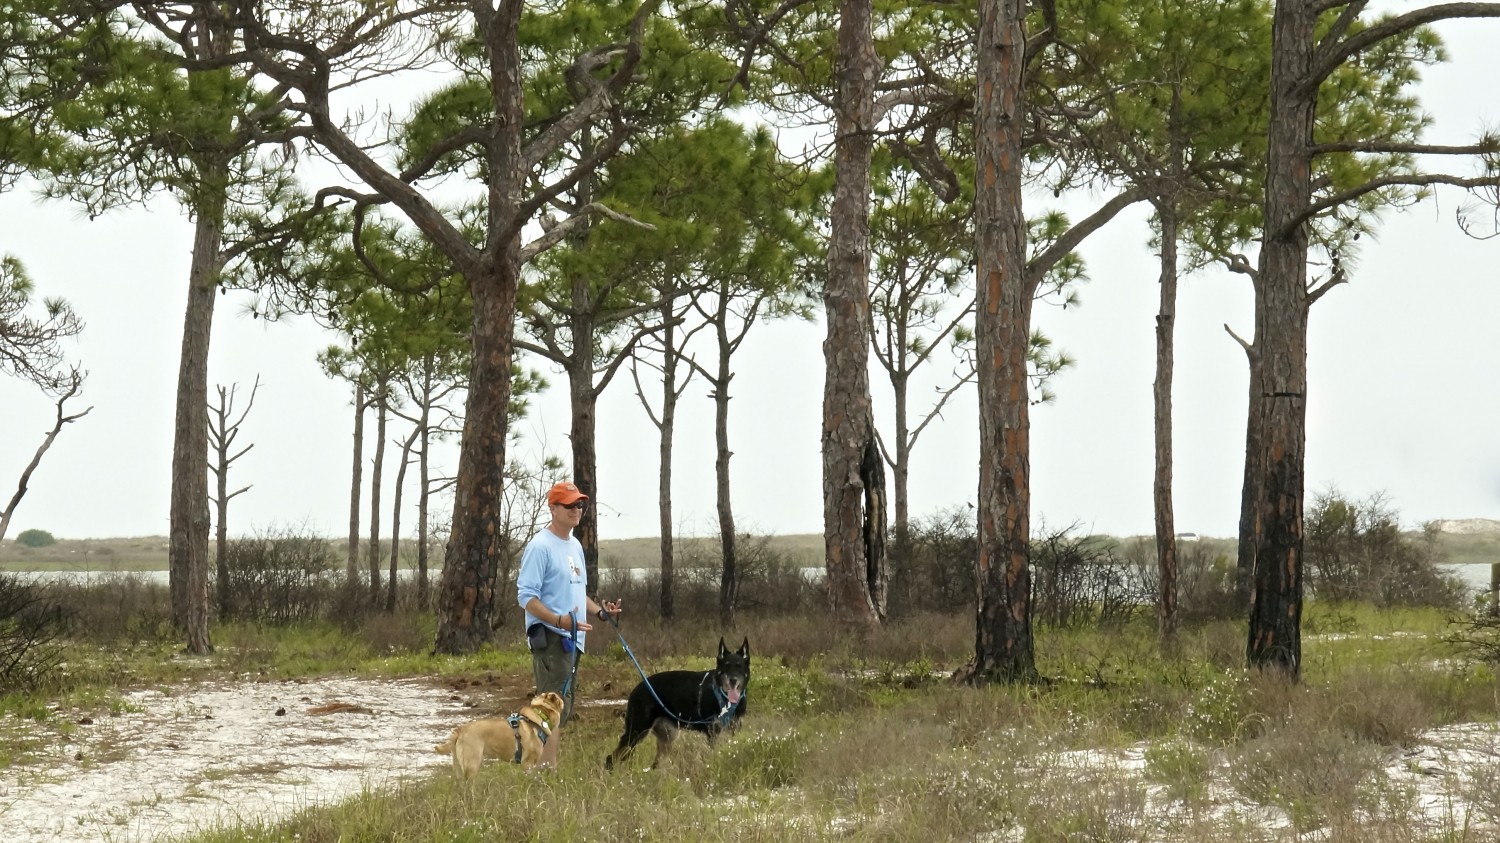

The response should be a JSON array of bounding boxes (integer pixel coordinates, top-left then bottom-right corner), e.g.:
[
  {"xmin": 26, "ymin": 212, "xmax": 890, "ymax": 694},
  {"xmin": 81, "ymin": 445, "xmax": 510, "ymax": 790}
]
[{"xmin": 433, "ymin": 729, "xmax": 457, "ymax": 755}]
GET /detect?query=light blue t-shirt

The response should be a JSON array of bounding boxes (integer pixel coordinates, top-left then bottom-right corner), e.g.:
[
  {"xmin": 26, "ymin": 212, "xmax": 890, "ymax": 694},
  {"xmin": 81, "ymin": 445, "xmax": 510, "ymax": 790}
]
[{"xmin": 516, "ymin": 528, "xmax": 590, "ymax": 651}]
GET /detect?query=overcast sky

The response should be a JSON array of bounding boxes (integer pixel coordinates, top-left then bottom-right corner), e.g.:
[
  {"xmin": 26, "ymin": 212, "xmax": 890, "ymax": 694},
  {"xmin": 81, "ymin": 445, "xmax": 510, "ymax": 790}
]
[{"xmin": 1, "ymin": 19, "xmax": 1497, "ymax": 544}]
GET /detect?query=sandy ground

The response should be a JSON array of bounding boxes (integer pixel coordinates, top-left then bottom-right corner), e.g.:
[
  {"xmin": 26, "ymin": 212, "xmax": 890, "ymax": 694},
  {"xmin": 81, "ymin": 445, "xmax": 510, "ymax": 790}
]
[
  {"xmin": 0, "ymin": 676, "xmax": 484, "ymax": 843},
  {"xmin": 5, "ymin": 672, "xmax": 1500, "ymax": 841}
]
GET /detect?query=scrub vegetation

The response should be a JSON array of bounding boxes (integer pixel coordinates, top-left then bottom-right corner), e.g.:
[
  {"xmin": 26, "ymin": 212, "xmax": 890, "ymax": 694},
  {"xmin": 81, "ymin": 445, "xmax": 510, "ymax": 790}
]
[{"xmin": 3, "ymin": 507, "xmax": 1499, "ymax": 840}]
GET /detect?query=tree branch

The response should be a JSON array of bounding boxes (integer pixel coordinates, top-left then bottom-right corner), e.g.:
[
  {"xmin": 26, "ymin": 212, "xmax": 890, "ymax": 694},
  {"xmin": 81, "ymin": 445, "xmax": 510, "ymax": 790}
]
[
  {"xmin": 1307, "ymin": 2, "xmax": 1500, "ymax": 91},
  {"xmin": 1024, "ymin": 187, "xmax": 1146, "ymax": 287},
  {"xmin": 0, "ymin": 373, "xmax": 91, "ymax": 542},
  {"xmin": 1284, "ymin": 172, "xmax": 1500, "ymax": 236}
]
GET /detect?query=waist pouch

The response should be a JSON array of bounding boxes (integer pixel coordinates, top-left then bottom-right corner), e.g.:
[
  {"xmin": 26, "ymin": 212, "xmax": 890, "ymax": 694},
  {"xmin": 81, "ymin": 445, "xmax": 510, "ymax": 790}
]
[{"xmin": 527, "ymin": 623, "xmax": 576, "ymax": 653}]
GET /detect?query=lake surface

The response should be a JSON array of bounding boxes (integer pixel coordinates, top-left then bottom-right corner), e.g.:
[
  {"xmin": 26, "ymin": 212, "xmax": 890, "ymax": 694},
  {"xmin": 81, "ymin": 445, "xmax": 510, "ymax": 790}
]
[{"xmin": 11, "ymin": 562, "xmax": 1497, "ymax": 594}]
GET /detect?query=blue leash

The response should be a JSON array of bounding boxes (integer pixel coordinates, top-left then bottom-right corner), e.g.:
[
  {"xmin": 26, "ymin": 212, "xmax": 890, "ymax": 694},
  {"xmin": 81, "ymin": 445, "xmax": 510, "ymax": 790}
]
[
  {"xmin": 561, "ymin": 610, "xmax": 581, "ymax": 700},
  {"xmin": 599, "ymin": 611, "xmax": 739, "ymax": 728}
]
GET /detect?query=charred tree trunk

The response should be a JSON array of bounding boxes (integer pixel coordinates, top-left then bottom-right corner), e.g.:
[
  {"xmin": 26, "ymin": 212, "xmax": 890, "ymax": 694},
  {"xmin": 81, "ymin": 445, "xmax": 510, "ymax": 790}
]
[
  {"xmin": 433, "ymin": 0, "xmax": 524, "ymax": 654},
  {"xmin": 1246, "ymin": 0, "xmax": 1316, "ymax": 679},
  {"xmin": 1236, "ymin": 345, "xmax": 1263, "ymax": 607},
  {"xmin": 823, "ymin": 0, "xmax": 885, "ymax": 629},
  {"xmin": 1153, "ymin": 201, "xmax": 1179, "ymax": 646},
  {"xmin": 861, "ymin": 438, "xmax": 888, "ymax": 610},
  {"xmin": 169, "ymin": 157, "xmax": 227, "ymax": 657},
  {"xmin": 965, "ymin": 0, "xmax": 1035, "ymax": 684}
]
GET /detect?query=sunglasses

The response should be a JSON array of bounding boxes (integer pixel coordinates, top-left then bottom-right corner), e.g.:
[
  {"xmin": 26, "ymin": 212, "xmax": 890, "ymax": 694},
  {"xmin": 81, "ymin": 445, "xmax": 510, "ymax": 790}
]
[{"xmin": 557, "ymin": 501, "xmax": 588, "ymax": 511}]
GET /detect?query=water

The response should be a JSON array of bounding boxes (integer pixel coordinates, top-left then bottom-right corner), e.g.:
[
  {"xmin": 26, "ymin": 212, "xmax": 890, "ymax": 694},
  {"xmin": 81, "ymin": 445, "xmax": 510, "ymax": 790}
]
[
  {"xmin": 11, "ymin": 563, "xmax": 1497, "ymax": 595},
  {"xmin": 1449, "ymin": 563, "xmax": 1497, "ymax": 595}
]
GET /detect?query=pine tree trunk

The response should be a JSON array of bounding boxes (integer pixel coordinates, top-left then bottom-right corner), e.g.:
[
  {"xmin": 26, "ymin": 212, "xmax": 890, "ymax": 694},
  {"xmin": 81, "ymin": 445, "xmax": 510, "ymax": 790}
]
[
  {"xmin": 1247, "ymin": 0, "xmax": 1315, "ymax": 679},
  {"xmin": 966, "ymin": 0, "xmax": 1035, "ymax": 684},
  {"xmin": 417, "ymin": 359, "xmax": 433, "ymax": 606},
  {"xmin": 389, "ymin": 425, "xmax": 418, "ymax": 613},
  {"xmin": 368, "ymin": 386, "xmax": 387, "ymax": 606},
  {"xmin": 1153, "ymin": 201, "xmax": 1180, "ymax": 646},
  {"xmin": 169, "ymin": 175, "xmax": 224, "ymax": 657},
  {"xmin": 657, "ymin": 311, "xmax": 678, "ymax": 620},
  {"xmin": 569, "ymin": 327, "xmax": 600, "ymax": 593},
  {"xmin": 433, "ymin": 0, "xmax": 523, "ymax": 654},
  {"xmin": 713, "ymin": 310, "xmax": 738, "ymax": 626},
  {"xmin": 823, "ymin": 0, "xmax": 884, "ymax": 629},
  {"xmin": 348, "ymin": 382, "xmax": 364, "ymax": 590}
]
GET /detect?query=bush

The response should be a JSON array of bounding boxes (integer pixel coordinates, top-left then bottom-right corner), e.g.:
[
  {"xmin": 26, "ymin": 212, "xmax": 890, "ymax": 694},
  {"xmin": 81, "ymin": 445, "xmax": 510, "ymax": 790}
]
[
  {"xmin": 214, "ymin": 526, "xmax": 341, "ymax": 625},
  {"xmin": 890, "ymin": 506, "xmax": 977, "ymax": 616},
  {"xmin": 1031, "ymin": 528, "xmax": 1146, "ymax": 629},
  {"xmin": 1305, "ymin": 490, "xmax": 1466, "ymax": 609},
  {"xmin": 1125, "ymin": 537, "xmax": 1244, "ymax": 622},
  {"xmin": 894, "ymin": 510, "xmax": 1147, "ymax": 628},
  {"xmin": 610, "ymin": 533, "xmax": 821, "ymax": 621},
  {"xmin": 0, "ymin": 573, "xmax": 67, "ymax": 691},
  {"xmin": 14, "ymin": 529, "xmax": 55, "ymax": 548}
]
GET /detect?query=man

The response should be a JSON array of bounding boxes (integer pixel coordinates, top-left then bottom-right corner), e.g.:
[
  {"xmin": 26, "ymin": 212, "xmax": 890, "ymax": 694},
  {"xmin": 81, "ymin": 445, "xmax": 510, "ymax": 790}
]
[{"xmin": 517, "ymin": 480, "xmax": 623, "ymax": 729}]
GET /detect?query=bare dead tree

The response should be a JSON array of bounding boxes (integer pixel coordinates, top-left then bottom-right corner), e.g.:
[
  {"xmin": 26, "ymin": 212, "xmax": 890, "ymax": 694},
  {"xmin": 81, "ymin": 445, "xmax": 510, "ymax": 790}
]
[
  {"xmin": 208, "ymin": 376, "xmax": 260, "ymax": 618},
  {"xmin": 0, "ymin": 370, "xmax": 91, "ymax": 543}
]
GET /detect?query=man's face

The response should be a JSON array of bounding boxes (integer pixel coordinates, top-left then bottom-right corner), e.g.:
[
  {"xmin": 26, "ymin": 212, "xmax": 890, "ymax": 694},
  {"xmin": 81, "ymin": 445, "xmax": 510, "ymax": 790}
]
[{"xmin": 551, "ymin": 498, "xmax": 587, "ymax": 528}]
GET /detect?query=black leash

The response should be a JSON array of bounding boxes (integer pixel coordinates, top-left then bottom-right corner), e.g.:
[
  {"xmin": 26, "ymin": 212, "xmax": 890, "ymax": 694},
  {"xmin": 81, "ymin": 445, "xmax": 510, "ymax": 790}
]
[{"xmin": 600, "ymin": 611, "xmax": 740, "ymax": 728}]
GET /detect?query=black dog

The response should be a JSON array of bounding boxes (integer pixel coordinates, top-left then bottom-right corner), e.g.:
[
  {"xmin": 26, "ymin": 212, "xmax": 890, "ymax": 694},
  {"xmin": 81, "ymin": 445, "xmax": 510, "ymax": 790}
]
[{"xmin": 604, "ymin": 637, "xmax": 749, "ymax": 770}]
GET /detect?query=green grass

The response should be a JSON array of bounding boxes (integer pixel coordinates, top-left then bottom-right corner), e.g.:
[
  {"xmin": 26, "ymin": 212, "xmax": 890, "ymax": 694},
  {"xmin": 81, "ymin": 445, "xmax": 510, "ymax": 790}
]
[
  {"xmin": 110, "ymin": 609, "xmax": 1491, "ymax": 839},
  {"xmin": 8, "ymin": 577, "xmax": 1500, "ymax": 841}
]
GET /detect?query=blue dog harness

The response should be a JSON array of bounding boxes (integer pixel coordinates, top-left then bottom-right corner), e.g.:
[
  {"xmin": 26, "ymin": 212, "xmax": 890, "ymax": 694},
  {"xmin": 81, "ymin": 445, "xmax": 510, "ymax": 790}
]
[
  {"xmin": 507, "ymin": 710, "xmax": 553, "ymax": 764},
  {"xmin": 701, "ymin": 673, "xmax": 743, "ymax": 729}
]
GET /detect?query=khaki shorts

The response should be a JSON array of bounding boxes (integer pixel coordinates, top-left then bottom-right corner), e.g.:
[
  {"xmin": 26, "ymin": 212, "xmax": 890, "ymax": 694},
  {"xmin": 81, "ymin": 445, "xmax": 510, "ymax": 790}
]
[{"xmin": 529, "ymin": 625, "xmax": 582, "ymax": 724}]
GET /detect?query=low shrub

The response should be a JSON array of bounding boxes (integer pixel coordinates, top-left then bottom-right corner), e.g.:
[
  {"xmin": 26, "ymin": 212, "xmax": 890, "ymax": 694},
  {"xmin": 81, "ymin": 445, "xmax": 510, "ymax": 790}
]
[
  {"xmin": 1305, "ymin": 490, "xmax": 1468, "ymax": 609},
  {"xmin": 214, "ymin": 526, "xmax": 341, "ymax": 625},
  {"xmin": 14, "ymin": 529, "xmax": 55, "ymax": 548},
  {"xmin": 0, "ymin": 573, "xmax": 66, "ymax": 692}
]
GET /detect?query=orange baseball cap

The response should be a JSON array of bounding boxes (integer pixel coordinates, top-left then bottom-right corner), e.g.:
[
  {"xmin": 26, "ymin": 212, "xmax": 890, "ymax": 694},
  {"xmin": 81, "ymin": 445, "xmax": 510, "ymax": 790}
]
[{"xmin": 547, "ymin": 481, "xmax": 588, "ymax": 506}]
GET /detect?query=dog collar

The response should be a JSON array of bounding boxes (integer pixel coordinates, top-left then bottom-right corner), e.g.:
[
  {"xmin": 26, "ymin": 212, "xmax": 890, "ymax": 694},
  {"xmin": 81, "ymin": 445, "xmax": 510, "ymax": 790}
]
[{"xmin": 711, "ymin": 683, "xmax": 744, "ymax": 727}]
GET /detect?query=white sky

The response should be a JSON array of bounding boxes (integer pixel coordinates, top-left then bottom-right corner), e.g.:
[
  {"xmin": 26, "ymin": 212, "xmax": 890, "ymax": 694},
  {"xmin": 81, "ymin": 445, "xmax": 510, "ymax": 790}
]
[{"xmin": 1, "ymin": 20, "xmax": 1496, "ymax": 544}]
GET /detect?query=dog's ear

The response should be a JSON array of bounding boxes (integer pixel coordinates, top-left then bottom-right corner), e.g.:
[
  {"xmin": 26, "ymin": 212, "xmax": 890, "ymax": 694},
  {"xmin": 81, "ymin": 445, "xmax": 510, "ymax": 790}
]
[
  {"xmin": 738, "ymin": 637, "xmax": 749, "ymax": 658},
  {"xmin": 718, "ymin": 637, "xmax": 728, "ymax": 659}
]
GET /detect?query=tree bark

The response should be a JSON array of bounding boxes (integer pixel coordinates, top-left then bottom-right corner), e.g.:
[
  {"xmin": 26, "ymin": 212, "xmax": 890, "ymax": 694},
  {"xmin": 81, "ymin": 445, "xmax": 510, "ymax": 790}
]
[
  {"xmin": 169, "ymin": 169, "xmax": 224, "ymax": 657},
  {"xmin": 823, "ymin": 0, "xmax": 885, "ymax": 629},
  {"xmin": 657, "ymin": 311, "xmax": 678, "ymax": 620},
  {"xmin": 416, "ymin": 357, "xmax": 433, "ymax": 606},
  {"xmin": 1246, "ymin": 0, "xmax": 1316, "ymax": 679},
  {"xmin": 712, "ymin": 299, "xmax": 738, "ymax": 626},
  {"xmin": 1153, "ymin": 201, "xmax": 1179, "ymax": 646},
  {"xmin": 966, "ymin": 0, "xmax": 1035, "ymax": 684},
  {"xmin": 388, "ymin": 423, "xmax": 420, "ymax": 613},
  {"xmin": 568, "ymin": 305, "xmax": 601, "ymax": 593},
  {"xmin": 433, "ymin": 0, "xmax": 524, "ymax": 654},
  {"xmin": 367, "ymin": 382, "xmax": 388, "ymax": 606},
  {"xmin": 347, "ymin": 381, "xmax": 364, "ymax": 590}
]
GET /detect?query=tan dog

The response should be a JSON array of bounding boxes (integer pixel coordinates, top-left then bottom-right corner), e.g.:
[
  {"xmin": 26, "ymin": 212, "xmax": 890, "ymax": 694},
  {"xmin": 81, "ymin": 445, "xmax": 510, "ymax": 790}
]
[{"xmin": 434, "ymin": 691, "xmax": 565, "ymax": 776}]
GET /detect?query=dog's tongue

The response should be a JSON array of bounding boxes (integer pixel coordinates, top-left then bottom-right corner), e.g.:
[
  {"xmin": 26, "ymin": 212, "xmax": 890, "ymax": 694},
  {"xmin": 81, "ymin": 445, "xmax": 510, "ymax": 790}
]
[{"xmin": 726, "ymin": 687, "xmax": 741, "ymax": 704}]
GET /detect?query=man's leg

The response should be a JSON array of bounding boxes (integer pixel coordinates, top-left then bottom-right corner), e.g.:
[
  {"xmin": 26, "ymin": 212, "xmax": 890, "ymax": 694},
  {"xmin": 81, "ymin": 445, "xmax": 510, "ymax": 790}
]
[{"xmin": 530, "ymin": 630, "xmax": 577, "ymax": 769}]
